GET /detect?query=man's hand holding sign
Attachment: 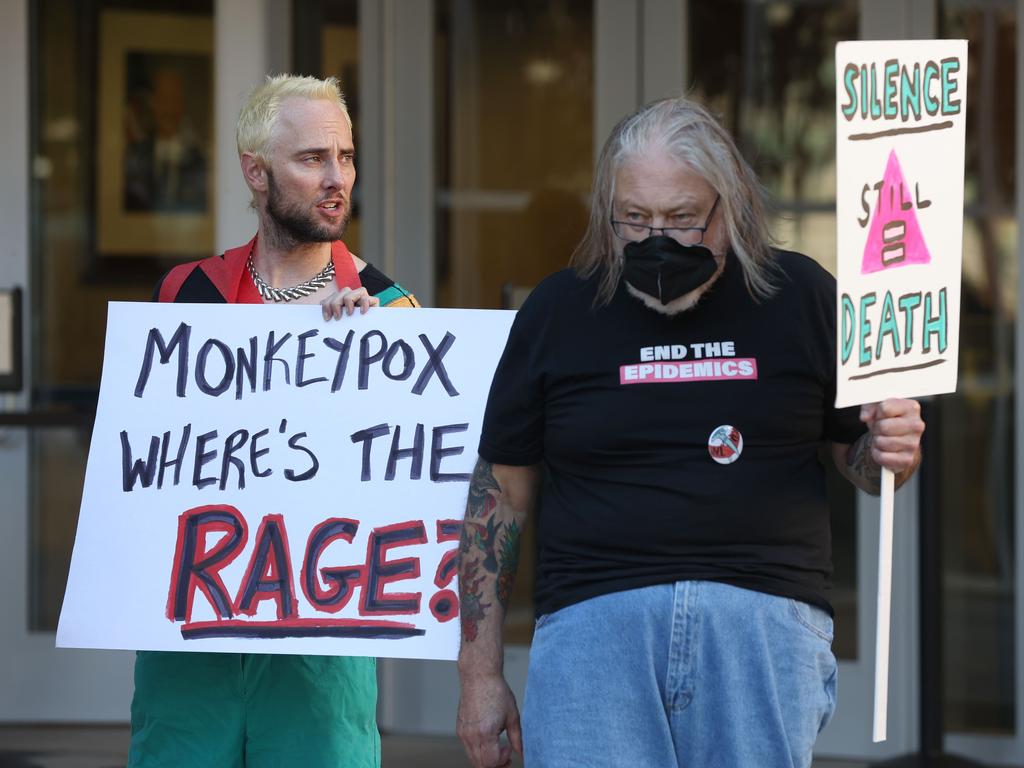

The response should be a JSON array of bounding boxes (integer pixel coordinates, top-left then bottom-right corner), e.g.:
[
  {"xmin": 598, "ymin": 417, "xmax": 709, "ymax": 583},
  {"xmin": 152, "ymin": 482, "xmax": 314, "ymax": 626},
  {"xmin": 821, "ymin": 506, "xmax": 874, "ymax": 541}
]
[{"xmin": 833, "ymin": 399, "xmax": 924, "ymax": 495}]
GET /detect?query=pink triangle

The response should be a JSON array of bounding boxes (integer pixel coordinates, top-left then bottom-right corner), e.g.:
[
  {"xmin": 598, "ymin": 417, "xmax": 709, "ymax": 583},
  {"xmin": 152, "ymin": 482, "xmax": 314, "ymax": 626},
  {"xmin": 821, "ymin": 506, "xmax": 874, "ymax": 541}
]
[{"xmin": 861, "ymin": 150, "xmax": 931, "ymax": 274}]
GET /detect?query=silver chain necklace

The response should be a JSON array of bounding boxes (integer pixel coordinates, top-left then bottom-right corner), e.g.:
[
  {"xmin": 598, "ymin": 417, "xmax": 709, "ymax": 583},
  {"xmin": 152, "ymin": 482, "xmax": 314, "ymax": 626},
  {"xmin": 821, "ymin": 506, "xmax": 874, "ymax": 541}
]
[{"xmin": 247, "ymin": 255, "xmax": 336, "ymax": 302}]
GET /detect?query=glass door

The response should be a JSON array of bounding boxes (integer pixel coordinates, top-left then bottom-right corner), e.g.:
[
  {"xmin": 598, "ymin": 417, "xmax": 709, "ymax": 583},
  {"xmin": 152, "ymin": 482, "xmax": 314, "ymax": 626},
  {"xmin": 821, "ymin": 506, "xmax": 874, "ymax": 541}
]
[
  {"xmin": 2, "ymin": 0, "xmax": 223, "ymax": 722},
  {"xmin": 12, "ymin": 0, "xmax": 314, "ymax": 724},
  {"xmin": 375, "ymin": 3, "xmax": 926, "ymax": 755},
  {"xmin": 374, "ymin": 3, "xmax": 916, "ymax": 754},
  {"xmin": 939, "ymin": 1, "xmax": 1022, "ymax": 764}
]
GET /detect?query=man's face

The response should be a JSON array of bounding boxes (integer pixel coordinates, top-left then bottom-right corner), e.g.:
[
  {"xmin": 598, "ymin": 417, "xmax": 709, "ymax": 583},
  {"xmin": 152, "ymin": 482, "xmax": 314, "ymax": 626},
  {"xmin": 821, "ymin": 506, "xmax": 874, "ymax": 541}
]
[
  {"xmin": 262, "ymin": 97, "xmax": 356, "ymax": 244},
  {"xmin": 613, "ymin": 147, "xmax": 728, "ymax": 314},
  {"xmin": 612, "ymin": 148, "xmax": 726, "ymax": 257}
]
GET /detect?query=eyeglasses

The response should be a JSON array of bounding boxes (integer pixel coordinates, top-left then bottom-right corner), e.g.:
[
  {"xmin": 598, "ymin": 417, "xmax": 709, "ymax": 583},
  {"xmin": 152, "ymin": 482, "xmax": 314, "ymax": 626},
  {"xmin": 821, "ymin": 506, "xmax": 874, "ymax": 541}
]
[{"xmin": 610, "ymin": 194, "xmax": 720, "ymax": 245}]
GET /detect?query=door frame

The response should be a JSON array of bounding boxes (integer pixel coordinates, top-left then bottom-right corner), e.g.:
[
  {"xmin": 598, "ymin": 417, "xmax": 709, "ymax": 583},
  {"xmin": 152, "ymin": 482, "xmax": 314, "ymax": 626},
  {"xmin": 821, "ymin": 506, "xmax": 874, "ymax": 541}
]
[{"xmin": 946, "ymin": 0, "xmax": 1024, "ymax": 763}]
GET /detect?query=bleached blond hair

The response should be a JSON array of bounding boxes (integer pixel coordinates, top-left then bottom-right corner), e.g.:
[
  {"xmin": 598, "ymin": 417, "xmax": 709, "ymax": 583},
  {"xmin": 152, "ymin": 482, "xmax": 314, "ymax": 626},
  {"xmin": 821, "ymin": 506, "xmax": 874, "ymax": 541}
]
[
  {"xmin": 236, "ymin": 74, "xmax": 351, "ymax": 163},
  {"xmin": 572, "ymin": 97, "xmax": 779, "ymax": 305}
]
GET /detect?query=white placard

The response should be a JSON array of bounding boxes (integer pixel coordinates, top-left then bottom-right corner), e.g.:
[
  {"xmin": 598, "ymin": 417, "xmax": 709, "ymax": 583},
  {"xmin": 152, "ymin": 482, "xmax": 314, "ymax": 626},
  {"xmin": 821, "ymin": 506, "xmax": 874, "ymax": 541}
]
[
  {"xmin": 835, "ymin": 40, "xmax": 967, "ymax": 407},
  {"xmin": 57, "ymin": 303, "xmax": 515, "ymax": 661}
]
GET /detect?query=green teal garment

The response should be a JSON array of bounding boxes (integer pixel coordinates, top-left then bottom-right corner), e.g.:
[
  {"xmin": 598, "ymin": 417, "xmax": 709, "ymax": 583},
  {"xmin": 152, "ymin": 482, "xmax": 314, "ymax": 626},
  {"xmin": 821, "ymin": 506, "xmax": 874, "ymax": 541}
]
[{"xmin": 128, "ymin": 651, "xmax": 379, "ymax": 768}]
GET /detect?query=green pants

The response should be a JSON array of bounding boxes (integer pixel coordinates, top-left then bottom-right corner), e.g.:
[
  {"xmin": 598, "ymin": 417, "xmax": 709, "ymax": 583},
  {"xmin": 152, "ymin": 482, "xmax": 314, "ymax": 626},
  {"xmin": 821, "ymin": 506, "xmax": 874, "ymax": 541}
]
[{"xmin": 128, "ymin": 652, "xmax": 379, "ymax": 768}]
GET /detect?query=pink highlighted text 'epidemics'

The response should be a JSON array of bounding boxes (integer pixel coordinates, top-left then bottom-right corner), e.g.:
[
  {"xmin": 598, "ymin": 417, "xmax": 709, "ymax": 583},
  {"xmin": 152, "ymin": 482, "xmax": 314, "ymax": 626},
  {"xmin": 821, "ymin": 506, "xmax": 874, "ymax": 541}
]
[{"xmin": 620, "ymin": 358, "xmax": 758, "ymax": 384}]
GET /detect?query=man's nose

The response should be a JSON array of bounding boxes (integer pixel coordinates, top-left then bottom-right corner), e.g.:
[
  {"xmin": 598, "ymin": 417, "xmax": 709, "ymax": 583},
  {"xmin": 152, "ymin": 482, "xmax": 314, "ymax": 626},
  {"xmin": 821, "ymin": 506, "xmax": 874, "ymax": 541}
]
[{"xmin": 322, "ymin": 158, "xmax": 345, "ymax": 188}]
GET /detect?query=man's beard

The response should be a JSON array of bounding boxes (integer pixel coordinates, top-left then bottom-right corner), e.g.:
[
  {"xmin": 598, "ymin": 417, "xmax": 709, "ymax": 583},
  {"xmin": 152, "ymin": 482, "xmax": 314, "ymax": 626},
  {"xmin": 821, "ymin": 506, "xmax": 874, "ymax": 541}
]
[{"xmin": 265, "ymin": 169, "xmax": 350, "ymax": 247}]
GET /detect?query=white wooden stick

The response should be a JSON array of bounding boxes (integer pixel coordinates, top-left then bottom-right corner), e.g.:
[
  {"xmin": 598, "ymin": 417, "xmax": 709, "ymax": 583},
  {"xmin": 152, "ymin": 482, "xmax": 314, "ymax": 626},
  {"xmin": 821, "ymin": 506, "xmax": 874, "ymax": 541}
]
[{"xmin": 872, "ymin": 467, "xmax": 896, "ymax": 742}]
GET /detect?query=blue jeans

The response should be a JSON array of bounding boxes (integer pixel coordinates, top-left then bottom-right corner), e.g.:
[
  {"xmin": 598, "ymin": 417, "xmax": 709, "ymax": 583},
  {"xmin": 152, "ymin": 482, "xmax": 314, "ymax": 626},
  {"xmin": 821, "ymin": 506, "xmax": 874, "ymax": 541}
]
[{"xmin": 522, "ymin": 581, "xmax": 837, "ymax": 768}]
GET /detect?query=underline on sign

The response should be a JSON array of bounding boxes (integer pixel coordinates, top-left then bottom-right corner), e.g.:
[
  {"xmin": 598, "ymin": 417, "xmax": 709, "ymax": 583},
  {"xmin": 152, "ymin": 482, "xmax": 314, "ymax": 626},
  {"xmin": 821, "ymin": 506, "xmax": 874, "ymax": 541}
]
[
  {"xmin": 180, "ymin": 619, "xmax": 426, "ymax": 640},
  {"xmin": 848, "ymin": 121, "xmax": 954, "ymax": 141},
  {"xmin": 847, "ymin": 359, "xmax": 946, "ymax": 381}
]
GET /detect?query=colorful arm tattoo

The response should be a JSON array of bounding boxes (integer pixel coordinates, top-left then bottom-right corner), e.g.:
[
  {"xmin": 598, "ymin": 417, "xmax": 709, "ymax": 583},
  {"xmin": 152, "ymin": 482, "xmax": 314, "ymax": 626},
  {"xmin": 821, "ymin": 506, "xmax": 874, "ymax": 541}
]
[{"xmin": 458, "ymin": 460, "xmax": 525, "ymax": 643}]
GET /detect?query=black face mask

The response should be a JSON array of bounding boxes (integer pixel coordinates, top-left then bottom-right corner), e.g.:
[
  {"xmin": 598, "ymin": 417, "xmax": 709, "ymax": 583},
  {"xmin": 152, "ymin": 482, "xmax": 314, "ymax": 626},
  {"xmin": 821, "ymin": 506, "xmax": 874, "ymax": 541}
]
[{"xmin": 622, "ymin": 236, "xmax": 719, "ymax": 304}]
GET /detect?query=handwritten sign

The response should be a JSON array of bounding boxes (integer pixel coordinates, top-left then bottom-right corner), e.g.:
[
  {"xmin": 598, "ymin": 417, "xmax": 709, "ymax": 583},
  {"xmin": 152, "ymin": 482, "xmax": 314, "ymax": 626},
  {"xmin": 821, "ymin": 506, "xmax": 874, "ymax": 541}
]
[
  {"xmin": 57, "ymin": 303, "xmax": 515, "ymax": 660},
  {"xmin": 835, "ymin": 40, "xmax": 967, "ymax": 407},
  {"xmin": 835, "ymin": 39, "xmax": 967, "ymax": 743}
]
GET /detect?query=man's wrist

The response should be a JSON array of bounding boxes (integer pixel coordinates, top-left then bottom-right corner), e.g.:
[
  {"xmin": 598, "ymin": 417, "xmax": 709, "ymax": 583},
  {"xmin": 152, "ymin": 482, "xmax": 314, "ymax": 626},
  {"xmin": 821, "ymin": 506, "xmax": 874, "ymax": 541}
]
[{"xmin": 458, "ymin": 649, "xmax": 504, "ymax": 679}]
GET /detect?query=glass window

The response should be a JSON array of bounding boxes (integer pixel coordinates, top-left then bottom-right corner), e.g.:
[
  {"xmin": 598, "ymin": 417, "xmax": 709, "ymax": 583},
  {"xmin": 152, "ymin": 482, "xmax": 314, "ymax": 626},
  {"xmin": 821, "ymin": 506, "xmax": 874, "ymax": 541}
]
[
  {"xmin": 688, "ymin": 0, "xmax": 859, "ymax": 660},
  {"xmin": 435, "ymin": 0, "xmax": 594, "ymax": 312},
  {"xmin": 938, "ymin": 0, "xmax": 1017, "ymax": 736},
  {"xmin": 29, "ymin": 0, "xmax": 214, "ymax": 630},
  {"xmin": 435, "ymin": 0, "xmax": 594, "ymax": 642},
  {"xmin": 688, "ymin": 0, "xmax": 857, "ymax": 267}
]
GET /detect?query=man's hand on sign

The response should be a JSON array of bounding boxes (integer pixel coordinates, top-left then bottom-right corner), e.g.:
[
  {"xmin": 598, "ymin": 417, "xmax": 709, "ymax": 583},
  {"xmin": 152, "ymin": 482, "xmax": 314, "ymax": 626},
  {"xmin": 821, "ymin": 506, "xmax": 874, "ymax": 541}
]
[
  {"xmin": 321, "ymin": 285, "xmax": 379, "ymax": 320},
  {"xmin": 860, "ymin": 398, "xmax": 924, "ymax": 474},
  {"xmin": 456, "ymin": 672, "xmax": 523, "ymax": 768},
  {"xmin": 832, "ymin": 398, "xmax": 924, "ymax": 494}
]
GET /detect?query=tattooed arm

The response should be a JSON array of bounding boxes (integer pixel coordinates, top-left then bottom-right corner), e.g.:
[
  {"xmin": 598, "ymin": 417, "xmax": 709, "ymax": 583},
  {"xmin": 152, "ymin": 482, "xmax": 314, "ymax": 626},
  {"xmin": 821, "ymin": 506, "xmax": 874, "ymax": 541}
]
[
  {"xmin": 456, "ymin": 459, "xmax": 541, "ymax": 768},
  {"xmin": 833, "ymin": 398, "xmax": 924, "ymax": 495}
]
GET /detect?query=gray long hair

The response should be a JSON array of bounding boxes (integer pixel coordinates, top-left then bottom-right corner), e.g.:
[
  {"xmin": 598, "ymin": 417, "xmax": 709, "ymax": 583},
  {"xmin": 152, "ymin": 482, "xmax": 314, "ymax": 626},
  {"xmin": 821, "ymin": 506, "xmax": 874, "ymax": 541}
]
[{"xmin": 571, "ymin": 97, "xmax": 778, "ymax": 305}]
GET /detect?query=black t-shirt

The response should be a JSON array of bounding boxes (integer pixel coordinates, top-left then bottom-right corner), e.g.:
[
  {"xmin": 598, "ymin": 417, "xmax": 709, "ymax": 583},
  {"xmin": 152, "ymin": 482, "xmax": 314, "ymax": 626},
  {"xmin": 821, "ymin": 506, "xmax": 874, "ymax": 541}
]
[{"xmin": 478, "ymin": 249, "xmax": 866, "ymax": 617}]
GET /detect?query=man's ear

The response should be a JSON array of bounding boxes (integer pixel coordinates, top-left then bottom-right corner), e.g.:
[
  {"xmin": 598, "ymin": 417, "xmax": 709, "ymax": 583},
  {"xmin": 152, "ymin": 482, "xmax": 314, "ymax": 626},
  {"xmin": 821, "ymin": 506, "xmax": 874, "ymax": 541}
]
[{"xmin": 240, "ymin": 152, "xmax": 268, "ymax": 194}]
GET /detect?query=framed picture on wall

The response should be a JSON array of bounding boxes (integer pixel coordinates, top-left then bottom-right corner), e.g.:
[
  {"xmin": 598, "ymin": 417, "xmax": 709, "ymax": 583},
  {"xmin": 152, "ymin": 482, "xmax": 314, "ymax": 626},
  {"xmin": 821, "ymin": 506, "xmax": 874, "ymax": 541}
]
[{"xmin": 94, "ymin": 10, "xmax": 214, "ymax": 261}]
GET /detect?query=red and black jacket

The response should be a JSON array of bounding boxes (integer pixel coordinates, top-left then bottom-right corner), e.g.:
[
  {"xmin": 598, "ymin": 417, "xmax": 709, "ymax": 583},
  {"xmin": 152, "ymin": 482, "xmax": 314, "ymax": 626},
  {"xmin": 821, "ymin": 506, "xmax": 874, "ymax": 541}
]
[{"xmin": 154, "ymin": 236, "xmax": 418, "ymax": 307}]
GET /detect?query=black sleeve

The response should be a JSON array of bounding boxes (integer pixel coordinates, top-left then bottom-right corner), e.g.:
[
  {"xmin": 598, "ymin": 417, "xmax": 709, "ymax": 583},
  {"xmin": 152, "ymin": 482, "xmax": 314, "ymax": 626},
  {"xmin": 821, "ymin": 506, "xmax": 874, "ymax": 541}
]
[
  {"xmin": 805, "ymin": 256, "xmax": 867, "ymax": 445},
  {"xmin": 826, "ymin": 385, "xmax": 867, "ymax": 445},
  {"xmin": 477, "ymin": 289, "xmax": 552, "ymax": 466},
  {"xmin": 358, "ymin": 262, "xmax": 419, "ymax": 307}
]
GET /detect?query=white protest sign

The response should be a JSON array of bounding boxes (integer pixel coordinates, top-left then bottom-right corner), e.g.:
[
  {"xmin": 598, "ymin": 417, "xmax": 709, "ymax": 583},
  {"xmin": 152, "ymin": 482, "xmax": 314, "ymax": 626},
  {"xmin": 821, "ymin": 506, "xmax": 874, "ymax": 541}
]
[
  {"xmin": 57, "ymin": 303, "xmax": 515, "ymax": 661},
  {"xmin": 835, "ymin": 39, "xmax": 967, "ymax": 742},
  {"xmin": 836, "ymin": 40, "xmax": 967, "ymax": 407}
]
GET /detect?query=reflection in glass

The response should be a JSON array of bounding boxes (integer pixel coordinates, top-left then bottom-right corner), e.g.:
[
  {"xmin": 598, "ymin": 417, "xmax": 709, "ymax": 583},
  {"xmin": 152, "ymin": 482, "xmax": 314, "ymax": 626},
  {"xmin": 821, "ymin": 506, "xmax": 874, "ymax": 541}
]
[
  {"xmin": 435, "ymin": 0, "xmax": 594, "ymax": 312},
  {"xmin": 29, "ymin": 0, "xmax": 214, "ymax": 631},
  {"xmin": 293, "ymin": 1, "xmax": 362, "ymax": 252},
  {"xmin": 688, "ymin": 0, "xmax": 859, "ymax": 660},
  {"xmin": 938, "ymin": 0, "xmax": 1017, "ymax": 736},
  {"xmin": 123, "ymin": 54, "xmax": 211, "ymax": 214}
]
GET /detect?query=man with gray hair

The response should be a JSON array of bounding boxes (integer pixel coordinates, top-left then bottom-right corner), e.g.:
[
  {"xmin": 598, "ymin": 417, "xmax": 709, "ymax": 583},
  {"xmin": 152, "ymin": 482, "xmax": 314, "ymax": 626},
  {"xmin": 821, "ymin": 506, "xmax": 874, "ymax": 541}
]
[
  {"xmin": 129, "ymin": 74, "xmax": 416, "ymax": 768},
  {"xmin": 456, "ymin": 97, "xmax": 924, "ymax": 768}
]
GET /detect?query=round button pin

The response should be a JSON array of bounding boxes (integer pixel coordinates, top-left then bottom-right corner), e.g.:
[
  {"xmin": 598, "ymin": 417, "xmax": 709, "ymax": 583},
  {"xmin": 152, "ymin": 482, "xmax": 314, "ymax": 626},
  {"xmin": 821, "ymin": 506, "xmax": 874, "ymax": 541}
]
[{"xmin": 708, "ymin": 425, "xmax": 743, "ymax": 465}]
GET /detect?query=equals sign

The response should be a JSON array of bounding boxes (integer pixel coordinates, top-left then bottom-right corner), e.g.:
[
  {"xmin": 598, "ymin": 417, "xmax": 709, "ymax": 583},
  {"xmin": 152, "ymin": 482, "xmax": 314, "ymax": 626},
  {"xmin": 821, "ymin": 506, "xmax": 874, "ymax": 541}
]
[{"xmin": 881, "ymin": 219, "xmax": 906, "ymax": 266}]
